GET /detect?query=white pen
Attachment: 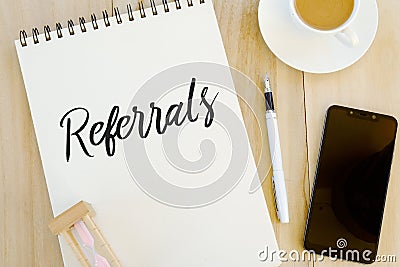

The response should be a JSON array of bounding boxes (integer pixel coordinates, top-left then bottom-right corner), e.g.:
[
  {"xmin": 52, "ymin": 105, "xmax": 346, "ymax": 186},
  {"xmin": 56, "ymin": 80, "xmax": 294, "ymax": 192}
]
[{"xmin": 264, "ymin": 74, "xmax": 289, "ymax": 223}]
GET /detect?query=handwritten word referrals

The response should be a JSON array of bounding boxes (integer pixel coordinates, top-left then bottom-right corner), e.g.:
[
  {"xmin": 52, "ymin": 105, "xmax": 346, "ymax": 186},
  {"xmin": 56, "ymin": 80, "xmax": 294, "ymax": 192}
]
[{"xmin": 60, "ymin": 78, "xmax": 219, "ymax": 161}]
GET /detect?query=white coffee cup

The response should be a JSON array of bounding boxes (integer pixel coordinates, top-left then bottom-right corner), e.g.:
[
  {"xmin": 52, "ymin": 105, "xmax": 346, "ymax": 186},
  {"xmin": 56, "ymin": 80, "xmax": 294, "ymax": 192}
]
[{"xmin": 289, "ymin": 0, "xmax": 360, "ymax": 47}]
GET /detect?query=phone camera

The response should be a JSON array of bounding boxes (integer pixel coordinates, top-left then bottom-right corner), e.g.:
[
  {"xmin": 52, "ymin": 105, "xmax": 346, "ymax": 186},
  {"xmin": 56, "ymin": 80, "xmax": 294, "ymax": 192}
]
[{"xmin": 372, "ymin": 115, "xmax": 377, "ymax": 120}]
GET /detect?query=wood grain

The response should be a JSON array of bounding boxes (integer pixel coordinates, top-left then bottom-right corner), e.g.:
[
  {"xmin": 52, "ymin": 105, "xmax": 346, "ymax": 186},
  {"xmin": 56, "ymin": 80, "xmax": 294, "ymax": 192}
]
[
  {"xmin": 307, "ymin": 1, "xmax": 400, "ymax": 266},
  {"xmin": 0, "ymin": 1, "xmax": 110, "ymax": 266},
  {"xmin": 0, "ymin": 0, "xmax": 398, "ymax": 266},
  {"xmin": 212, "ymin": 3, "xmax": 310, "ymax": 267}
]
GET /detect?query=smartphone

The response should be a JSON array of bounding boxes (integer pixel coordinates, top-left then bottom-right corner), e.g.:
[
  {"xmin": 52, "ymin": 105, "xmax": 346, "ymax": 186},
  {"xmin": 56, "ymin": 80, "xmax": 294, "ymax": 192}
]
[{"xmin": 304, "ymin": 105, "xmax": 397, "ymax": 264}]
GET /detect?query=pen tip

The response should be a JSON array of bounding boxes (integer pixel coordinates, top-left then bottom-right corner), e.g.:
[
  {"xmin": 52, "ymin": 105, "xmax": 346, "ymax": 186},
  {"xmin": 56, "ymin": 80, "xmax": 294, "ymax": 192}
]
[{"xmin": 264, "ymin": 73, "xmax": 270, "ymax": 91}]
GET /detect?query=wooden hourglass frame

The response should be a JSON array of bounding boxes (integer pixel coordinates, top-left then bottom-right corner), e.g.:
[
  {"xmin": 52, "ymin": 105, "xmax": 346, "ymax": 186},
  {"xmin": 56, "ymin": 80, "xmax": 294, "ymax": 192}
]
[{"xmin": 48, "ymin": 201, "xmax": 121, "ymax": 267}]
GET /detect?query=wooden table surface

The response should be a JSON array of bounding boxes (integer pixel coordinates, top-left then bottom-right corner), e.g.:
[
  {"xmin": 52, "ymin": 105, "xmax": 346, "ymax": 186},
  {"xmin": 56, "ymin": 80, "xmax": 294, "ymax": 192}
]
[{"xmin": 0, "ymin": 0, "xmax": 399, "ymax": 266}]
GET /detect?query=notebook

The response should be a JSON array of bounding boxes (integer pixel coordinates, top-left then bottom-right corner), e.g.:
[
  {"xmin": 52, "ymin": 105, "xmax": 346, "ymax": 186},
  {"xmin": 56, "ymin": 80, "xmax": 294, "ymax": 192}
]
[{"xmin": 15, "ymin": 0, "xmax": 280, "ymax": 266}]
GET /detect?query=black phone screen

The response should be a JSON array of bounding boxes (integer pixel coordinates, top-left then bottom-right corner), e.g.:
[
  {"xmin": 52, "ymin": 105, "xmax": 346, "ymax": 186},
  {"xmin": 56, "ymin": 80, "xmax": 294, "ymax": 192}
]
[{"xmin": 304, "ymin": 105, "xmax": 397, "ymax": 264}]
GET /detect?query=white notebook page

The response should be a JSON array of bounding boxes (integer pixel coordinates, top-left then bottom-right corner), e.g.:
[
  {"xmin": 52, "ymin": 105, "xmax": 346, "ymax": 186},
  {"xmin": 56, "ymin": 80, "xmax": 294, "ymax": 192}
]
[{"xmin": 15, "ymin": 1, "xmax": 280, "ymax": 266}]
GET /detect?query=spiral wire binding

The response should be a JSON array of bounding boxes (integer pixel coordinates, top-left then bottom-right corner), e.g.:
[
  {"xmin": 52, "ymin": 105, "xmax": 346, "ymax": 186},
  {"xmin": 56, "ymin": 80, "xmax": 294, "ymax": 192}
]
[
  {"xmin": 102, "ymin": 10, "xmax": 111, "ymax": 27},
  {"xmin": 56, "ymin": 23, "xmax": 63, "ymax": 38},
  {"xmin": 114, "ymin": 7, "xmax": 123, "ymax": 24},
  {"xmin": 44, "ymin": 25, "xmax": 51, "ymax": 41},
  {"xmin": 32, "ymin": 28, "xmax": 40, "ymax": 44},
  {"xmin": 91, "ymin": 14, "xmax": 99, "ymax": 30},
  {"xmin": 175, "ymin": 0, "xmax": 181, "ymax": 9},
  {"xmin": 19, "ymin": 30, "xmax": 27, "ymax": 47},
  {"xmin": 139, "ymin": 2, "xmax": 146, "ymax": 18},
  {"xmin": 19, "ymin": 0, "xmax": 205, "ymax": 47},
  {"xmin": 162, "ymin": 0, "xmax": 169, "ymax": 12},
  {"xmin": 150, "ymin": 0, "xmax": 158, "ymax": 15},
  {"xmin": 79, "ymin": 17, "xmax": 87, "ymax": 32},
  {"xmin": 127, "ymin": 4, "xmax": 134, "ymax": 21},
  {"xmin": 67, "ymin": 20, "xmax": 75, "ymax": 35}
]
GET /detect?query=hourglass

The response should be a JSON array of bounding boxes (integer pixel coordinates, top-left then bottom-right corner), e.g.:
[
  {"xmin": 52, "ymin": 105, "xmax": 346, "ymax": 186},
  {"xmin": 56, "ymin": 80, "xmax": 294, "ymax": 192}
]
[{"xmin": 49, "ymin": 201, "xmax": 121, "ymax": 267}]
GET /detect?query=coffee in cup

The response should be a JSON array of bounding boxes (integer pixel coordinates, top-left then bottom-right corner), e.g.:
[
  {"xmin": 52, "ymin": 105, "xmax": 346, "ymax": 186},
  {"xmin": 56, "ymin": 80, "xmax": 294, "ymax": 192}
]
[
  {"xmin": 289, "ymin": 0, "xmax": 360, "ymax": 47},
  {"xmin": 294, "ymin": 0, "xmax": 355, "ymax": 31}
]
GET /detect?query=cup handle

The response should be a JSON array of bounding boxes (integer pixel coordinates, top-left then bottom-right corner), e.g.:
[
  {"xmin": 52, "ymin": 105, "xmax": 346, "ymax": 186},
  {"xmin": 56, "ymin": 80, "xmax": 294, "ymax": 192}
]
[{"xmin": 335, "ymin": 27, "xmax": 359, "ymax": 47}]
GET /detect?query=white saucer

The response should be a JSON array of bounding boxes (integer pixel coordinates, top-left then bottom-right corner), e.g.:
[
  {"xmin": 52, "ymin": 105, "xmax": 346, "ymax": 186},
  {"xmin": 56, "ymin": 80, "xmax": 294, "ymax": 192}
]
[{"xmin": 258, "ymin": 0, "xmax": 378, "ymax": 73}]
